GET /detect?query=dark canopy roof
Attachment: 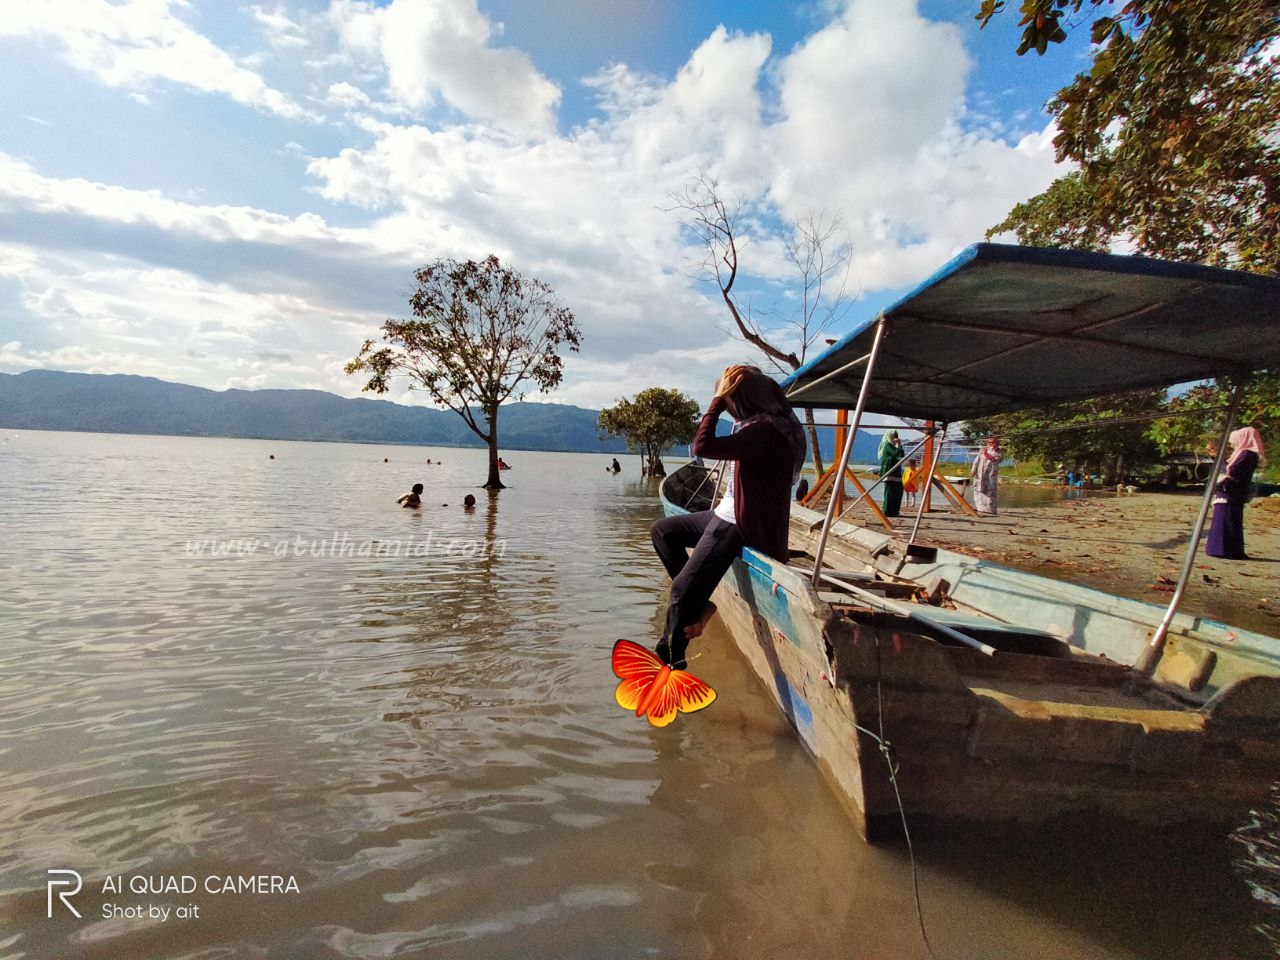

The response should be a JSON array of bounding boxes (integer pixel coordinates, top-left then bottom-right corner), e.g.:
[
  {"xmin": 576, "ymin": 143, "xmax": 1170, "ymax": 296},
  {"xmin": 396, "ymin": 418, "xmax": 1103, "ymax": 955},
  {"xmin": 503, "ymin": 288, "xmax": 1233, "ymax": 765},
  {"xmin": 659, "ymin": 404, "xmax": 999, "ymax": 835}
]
[{"xmin": 781, "ymin": 243, "xmax": 1280, "ymax": 420}]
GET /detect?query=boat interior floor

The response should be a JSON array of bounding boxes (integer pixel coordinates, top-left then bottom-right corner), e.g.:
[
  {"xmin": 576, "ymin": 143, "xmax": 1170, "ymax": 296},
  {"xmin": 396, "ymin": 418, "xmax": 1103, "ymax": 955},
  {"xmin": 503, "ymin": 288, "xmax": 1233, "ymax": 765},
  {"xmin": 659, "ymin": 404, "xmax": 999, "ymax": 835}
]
[{"xmin": 784, "ymin": 545, "xmax": 1199, "ymax": 714}]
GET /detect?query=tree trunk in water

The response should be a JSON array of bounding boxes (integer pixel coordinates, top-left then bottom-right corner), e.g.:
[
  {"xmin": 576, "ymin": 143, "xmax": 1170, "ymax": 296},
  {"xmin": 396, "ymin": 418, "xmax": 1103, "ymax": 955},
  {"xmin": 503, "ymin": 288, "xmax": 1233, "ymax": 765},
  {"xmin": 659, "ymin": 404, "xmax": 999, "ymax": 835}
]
[
  {"xmin": 803, "ymin": 408, "xmax": 824, "ymax": 478},
  {"xmin": 483, "ymin": 409, "xmax": 504, "ymax": 489}
]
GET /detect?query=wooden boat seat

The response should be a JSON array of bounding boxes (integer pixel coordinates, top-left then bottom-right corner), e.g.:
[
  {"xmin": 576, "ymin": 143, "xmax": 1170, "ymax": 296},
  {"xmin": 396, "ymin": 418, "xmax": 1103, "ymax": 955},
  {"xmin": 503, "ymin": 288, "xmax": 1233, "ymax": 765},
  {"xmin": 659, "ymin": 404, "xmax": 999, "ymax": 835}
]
[
  {"xmin": 799, "ymin": 567, "xmax": 920, "ymax": 600},
  {"xmin": 970, "ymin": 681, "xmax": 1205, "ymax": 732}
]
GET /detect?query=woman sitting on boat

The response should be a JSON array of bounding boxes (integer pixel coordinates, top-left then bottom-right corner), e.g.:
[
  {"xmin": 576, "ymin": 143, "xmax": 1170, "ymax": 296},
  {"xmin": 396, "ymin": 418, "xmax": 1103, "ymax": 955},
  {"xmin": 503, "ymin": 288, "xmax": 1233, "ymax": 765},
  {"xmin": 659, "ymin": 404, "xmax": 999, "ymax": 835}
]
[
  {"xmin": 650, "ymin": 365, "xmax": 806, "ymax": 669},
  {"xmin": 1206, "ymin": 426, "xmax": 1265, "ymax": 560}
]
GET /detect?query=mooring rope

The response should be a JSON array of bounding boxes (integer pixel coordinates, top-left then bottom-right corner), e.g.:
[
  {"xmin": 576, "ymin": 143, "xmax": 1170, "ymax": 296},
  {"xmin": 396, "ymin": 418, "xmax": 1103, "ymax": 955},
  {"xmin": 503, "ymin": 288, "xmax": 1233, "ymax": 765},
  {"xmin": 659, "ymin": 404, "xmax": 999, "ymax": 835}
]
[{"xmin": 843, "ymin": 632, "xmax": 940, "ymax": 960}]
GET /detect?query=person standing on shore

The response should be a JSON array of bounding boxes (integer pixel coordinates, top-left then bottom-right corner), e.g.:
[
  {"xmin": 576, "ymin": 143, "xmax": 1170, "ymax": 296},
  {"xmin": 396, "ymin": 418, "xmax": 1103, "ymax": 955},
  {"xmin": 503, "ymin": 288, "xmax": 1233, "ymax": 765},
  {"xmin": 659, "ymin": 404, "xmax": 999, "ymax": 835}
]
[
  {"xmin": 878, "ymin": 431, "xmax": 905, "ymax": 517},
  {"xmin": 972, "ymin": 437, "xmax": 1001, "ymax": 515},
  {"xmin": 1206, "ymin": 427, "xmax": 1265, "ymax": 559},
  {"xmin": 649, "ymin": 365, "xmax": 805, "ymax": 669}
]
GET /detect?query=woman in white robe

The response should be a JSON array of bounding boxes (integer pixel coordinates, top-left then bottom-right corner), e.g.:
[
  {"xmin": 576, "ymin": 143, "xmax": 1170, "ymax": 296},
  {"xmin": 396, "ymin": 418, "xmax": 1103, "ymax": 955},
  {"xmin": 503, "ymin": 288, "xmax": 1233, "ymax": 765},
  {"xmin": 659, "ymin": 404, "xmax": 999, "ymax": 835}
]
[{"xmin": 971, "ymin": 437, "xmax": 1001, "ymax": 515}]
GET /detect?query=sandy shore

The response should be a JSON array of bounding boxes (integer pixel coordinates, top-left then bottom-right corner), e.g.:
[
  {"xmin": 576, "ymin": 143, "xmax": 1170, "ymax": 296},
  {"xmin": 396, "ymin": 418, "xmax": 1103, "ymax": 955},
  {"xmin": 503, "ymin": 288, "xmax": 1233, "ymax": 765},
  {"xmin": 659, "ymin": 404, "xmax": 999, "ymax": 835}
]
[{"xmin": 868, "ymin": 487, "xmax": 1280, "ymax": 638}]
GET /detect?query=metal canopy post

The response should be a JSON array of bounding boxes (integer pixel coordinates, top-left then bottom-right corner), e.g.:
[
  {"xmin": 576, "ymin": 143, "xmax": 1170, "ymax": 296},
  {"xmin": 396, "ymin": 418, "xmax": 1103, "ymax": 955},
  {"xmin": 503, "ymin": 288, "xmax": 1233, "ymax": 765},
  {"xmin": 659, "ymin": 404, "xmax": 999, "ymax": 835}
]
[
  {"xmin": 1136, "ymin": 378, "xmax": 1248, "ymax": 674},
  {"xmin": 906, "ymin": 421, "xmax": 948, "ymax": 549},
  {"xmin": 811, "ymin": 318, "xmax": 888, "ymax": 586}
]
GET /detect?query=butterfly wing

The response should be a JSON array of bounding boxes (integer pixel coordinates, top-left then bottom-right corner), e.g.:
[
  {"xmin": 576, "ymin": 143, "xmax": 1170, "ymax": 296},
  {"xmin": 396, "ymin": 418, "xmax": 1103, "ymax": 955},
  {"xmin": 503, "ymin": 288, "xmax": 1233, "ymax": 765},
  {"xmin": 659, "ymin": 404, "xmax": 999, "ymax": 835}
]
[
  {"xmin": 611, "ymin": 641, "xmax": 717, "ymax": 726},
  {"xmin": 644, "ymin": 669, "xmax": 717, "ymax": 727},
  {"xmin": 671, "ymin": 670, "xmax": 717, "ymax": 715},
  {"xmin": 613, "ymin": 640, "xmax": 663, "ymax": 713}
]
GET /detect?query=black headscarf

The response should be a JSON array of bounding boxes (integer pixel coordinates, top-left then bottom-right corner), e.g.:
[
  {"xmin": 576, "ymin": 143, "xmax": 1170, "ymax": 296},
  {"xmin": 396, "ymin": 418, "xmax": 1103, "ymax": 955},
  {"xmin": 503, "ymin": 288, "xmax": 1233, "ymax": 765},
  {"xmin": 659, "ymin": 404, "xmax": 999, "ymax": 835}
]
[{"xmin": 725, "ymin": 367, "xmax": 807, "ymax": 482}]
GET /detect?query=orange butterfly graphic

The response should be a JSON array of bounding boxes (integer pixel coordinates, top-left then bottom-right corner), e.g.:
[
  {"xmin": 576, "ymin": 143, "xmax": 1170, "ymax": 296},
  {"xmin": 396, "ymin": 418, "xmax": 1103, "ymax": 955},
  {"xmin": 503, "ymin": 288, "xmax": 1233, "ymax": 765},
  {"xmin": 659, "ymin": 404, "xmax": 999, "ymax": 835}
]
[{"xmin": 612, "ymin": 639, "xmax": 716, "ymax": 727}]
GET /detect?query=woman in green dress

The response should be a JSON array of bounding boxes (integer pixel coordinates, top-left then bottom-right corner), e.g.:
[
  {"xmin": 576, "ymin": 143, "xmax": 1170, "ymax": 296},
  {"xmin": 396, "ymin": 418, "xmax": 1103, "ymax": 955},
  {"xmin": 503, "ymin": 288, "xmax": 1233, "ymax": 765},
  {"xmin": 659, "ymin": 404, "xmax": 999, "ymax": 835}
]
[{"xmin": 878, "ymin": 430, "xmax": 905, "ymax": 518}]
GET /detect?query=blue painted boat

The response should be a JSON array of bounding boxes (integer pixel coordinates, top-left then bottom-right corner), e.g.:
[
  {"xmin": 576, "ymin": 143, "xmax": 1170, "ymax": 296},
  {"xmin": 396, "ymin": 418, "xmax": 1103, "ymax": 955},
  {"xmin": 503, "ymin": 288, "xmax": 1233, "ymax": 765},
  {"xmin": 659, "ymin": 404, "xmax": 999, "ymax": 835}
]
[{"xmin": 660, "ymin": 244, "xmax": 1280, "ymax": 840}]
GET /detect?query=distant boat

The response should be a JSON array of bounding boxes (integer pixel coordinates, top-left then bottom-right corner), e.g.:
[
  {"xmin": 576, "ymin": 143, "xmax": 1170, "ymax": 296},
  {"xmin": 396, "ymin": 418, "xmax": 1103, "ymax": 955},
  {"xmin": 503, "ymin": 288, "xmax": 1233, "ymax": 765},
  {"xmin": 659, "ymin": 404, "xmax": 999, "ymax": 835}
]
[{"xmin": 662, "ymin": 244, "xmax": 1280, "ymax": 841}]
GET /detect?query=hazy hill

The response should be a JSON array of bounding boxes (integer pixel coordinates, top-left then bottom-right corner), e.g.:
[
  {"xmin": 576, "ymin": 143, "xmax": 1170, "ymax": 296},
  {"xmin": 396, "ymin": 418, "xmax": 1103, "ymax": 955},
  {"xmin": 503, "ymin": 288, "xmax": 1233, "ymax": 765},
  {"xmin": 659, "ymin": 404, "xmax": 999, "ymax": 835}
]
[{"xmin": 0, "ymin": 369, "xmax": 883, "ymax": 461}]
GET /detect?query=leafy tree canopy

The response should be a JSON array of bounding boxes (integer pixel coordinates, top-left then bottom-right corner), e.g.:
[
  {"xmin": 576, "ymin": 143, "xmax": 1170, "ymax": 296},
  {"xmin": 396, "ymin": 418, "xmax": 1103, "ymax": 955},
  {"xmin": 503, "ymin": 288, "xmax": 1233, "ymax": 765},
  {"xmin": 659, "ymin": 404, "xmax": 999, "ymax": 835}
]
[
  {"xmin": 598, "ymin": 388, "xmax": 701, "ymax": 474},
  {"xmin": 977, "ymin": 1, "xmax": 1278, "ymax": 464},
  {"xmin": 347, "ymin": 255, "xmax": 581, "ymax": 488},
  {"xmin": 978, "ymin": 0, "xmax": 1280, "ymax": 273}
]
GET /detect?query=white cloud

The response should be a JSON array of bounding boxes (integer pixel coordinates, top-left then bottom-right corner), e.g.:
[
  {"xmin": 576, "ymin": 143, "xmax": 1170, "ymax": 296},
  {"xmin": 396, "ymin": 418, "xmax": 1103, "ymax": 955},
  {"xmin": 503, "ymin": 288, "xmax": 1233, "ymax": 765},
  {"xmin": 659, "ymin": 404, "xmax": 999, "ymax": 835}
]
[
  {"xmin": 325, "ymin": 81, "xmax": 371, "ymax": 108},
  {"xmin": 0, "ymin": 0, "xmax": 1072, "ymax": 410},
  {"xmin": 328, "ymin": 0, "xmax": 561, "ymax": 137},
  {"xmin": 0, "ymin": 0, "xmax": 309, "ymax": 120},
  {"xmin": 0, "ymin": 242, "xmax": 382, "ymax": 393},
  {"xmin": 251, "ymin": 3, "xmax": 307, "ymax": 48},
  {"xmin": 0, "ymin": 153, "xmax": 344, "ymax": 248},
  {"xmin": 769, "ymin": 0, "xmax": 1061, "ymax": 289}
]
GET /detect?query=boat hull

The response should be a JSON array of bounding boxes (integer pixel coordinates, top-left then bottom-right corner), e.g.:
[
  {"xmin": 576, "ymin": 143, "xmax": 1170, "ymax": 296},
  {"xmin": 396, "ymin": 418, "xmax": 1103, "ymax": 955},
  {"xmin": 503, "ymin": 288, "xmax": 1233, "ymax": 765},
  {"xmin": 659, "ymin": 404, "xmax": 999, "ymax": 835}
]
[{"xmin": 662, "ymin": 464, "xmax": 1280, "ymax": 839}]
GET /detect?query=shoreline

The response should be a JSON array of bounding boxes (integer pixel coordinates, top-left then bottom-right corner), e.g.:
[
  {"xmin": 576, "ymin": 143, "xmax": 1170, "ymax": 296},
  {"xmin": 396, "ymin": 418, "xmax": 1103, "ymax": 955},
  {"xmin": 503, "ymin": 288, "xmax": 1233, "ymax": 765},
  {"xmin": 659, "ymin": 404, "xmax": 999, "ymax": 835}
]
[{"xmin": 884, "ymin": 489, "xmax": 1280, "ymax": 638}]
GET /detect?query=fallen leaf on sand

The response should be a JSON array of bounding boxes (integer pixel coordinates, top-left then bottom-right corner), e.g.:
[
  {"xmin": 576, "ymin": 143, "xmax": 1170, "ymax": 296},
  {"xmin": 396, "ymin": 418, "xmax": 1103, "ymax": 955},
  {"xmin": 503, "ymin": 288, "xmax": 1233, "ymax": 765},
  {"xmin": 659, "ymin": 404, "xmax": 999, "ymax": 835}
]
[
  {"xmin": 1202, "ymin": 575, "xmax": 1221, "ymax": 584},
  {"xmin": 1155, "ymin": 575, "xmax": 1176, "ymax": 585},
  {"xmin": 1149, "ymin": 584, "xmax": 1175, "ymax": 593}
]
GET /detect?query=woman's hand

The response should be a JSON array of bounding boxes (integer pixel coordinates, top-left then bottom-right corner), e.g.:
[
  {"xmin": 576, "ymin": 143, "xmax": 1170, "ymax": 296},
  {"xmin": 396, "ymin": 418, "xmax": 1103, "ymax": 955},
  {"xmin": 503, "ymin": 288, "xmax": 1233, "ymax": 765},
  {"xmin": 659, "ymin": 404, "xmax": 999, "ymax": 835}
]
[{"xmin": 714, "ymin": 365, "xmax": 749, "ymax": 399}]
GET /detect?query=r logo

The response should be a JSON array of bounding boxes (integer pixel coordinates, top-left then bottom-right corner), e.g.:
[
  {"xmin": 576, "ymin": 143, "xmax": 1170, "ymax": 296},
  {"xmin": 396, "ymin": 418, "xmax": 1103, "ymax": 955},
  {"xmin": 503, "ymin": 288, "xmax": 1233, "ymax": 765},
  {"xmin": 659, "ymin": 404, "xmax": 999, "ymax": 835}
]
[{"xmin": 47, "ymin": 869, "xmax": 82, "ymax": 918}]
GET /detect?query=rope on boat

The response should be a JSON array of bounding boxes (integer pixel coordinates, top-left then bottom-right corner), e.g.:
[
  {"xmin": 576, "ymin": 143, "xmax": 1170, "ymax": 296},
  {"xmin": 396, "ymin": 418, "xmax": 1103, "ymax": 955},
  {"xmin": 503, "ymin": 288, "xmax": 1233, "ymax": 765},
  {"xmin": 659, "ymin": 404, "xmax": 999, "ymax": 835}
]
[{"xmin": 848, "ymin": 632, "xmax": 941, "ymax": 960}]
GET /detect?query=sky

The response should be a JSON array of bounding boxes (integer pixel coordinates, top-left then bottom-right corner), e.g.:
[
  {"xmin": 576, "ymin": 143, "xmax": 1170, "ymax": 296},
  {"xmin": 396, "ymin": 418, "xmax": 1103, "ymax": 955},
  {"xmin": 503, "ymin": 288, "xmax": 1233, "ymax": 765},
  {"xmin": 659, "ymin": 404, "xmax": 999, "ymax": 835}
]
[{"xmin": 0, "ymin": 0, "xmax": 1096, "ymax": 412}]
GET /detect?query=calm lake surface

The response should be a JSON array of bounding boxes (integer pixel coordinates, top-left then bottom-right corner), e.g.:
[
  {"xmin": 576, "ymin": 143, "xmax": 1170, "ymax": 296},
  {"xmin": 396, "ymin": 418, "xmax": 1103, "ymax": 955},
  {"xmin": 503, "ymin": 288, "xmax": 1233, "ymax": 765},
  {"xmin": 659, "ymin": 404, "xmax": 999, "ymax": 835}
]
[{"xmin": 1, "ymin": 429, "xmax": 1276, "ymax": 959}]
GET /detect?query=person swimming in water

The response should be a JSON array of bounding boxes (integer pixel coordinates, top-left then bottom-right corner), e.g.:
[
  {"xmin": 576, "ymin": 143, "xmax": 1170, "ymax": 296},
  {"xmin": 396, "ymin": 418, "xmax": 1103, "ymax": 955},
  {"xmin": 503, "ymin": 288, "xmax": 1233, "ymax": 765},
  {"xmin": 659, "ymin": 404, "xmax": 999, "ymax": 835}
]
[
  {"xmin": 397, "ymin": 483, "xmax": 423, "ymax": 508},
  {"xmin": 463, "ymin": 494, "xmax": 476, "ymax": 511}
]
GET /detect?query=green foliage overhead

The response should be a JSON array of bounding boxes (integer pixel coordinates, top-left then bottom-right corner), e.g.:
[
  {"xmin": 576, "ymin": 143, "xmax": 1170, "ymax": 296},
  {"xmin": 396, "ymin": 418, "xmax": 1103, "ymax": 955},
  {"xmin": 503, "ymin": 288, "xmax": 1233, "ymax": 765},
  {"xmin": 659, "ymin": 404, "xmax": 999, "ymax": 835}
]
[
  {"xmin": 979, "ymin": 0, "xmax": 1280, "ymax": 274},
  {"xmin": 598, "ymin": 388, "xmax": 701, "ymax": 473},
  {"xmin": 1148, "ymin": 373, "xmax": 1280, "ymax": 455},
  {"xmin": 347, "ymin": 255, "xmax": 581, "ymax": 488},
  {"xmin": 976, "ymin": 1, "xmax": 1278, "ymax": 473}
]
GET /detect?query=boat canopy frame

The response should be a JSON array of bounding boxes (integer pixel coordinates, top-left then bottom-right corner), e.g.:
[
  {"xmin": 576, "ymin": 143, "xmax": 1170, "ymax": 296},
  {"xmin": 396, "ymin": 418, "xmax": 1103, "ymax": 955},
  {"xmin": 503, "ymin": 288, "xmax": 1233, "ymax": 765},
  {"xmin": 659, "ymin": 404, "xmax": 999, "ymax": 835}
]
[{"xmin": 781, "ymin": 243, "xmax": 1280, "ymax": 667}]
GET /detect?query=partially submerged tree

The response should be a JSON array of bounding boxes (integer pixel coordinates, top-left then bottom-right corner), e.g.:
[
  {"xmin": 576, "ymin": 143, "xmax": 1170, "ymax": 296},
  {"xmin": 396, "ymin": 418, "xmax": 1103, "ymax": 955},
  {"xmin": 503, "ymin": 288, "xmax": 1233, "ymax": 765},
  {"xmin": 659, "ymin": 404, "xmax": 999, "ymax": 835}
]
[
  {"xmin": 347, "ymin": 255, "xmax": 581, "ymax": 489},
  {"xmin": 598, "ymin": 388, "xmax": 700, "ymax": 477},
  {"xmin": 672, "ymin": 173, "xmax": 856, "ymax": 476}
]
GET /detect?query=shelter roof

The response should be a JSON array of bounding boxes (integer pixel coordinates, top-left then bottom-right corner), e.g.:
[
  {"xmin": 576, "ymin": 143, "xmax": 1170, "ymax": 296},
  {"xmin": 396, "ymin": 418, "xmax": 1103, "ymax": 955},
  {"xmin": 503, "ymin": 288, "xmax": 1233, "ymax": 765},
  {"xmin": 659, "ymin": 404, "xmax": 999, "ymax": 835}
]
[{"xmin": 781, "ymin": 244, "xmax": 1280, "ymax": 419}]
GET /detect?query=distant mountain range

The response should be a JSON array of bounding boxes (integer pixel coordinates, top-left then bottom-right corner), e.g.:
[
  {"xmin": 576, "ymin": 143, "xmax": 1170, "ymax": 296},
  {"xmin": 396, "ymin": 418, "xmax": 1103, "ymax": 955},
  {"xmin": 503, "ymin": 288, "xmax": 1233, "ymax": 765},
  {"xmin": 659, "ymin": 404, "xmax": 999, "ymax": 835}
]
[{"xmin": 0, "ymin": 369, "xmax": 883, "ymax": 462}]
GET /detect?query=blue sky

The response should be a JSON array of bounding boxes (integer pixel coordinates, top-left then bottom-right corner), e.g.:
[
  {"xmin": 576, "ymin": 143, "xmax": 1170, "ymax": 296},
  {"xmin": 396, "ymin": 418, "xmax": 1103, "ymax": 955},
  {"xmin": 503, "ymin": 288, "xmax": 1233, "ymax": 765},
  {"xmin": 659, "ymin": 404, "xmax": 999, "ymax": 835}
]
[{"xmin": 0, "ymin": 0, "xmax": 1093, "ymax": 411}]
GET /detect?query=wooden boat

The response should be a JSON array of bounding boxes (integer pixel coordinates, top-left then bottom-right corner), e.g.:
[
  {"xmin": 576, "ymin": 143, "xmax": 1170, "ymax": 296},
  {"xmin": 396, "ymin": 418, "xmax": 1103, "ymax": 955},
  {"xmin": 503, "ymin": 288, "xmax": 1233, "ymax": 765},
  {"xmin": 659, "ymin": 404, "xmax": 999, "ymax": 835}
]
[{"xmin": 660, "ymin": 244, "xmax": 1280, "ymax": 840}]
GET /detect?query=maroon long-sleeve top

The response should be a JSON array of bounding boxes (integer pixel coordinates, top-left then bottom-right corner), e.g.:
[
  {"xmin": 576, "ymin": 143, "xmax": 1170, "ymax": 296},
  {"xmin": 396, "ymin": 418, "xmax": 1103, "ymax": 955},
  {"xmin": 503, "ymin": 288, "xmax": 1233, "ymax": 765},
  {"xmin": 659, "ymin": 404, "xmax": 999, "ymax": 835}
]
[{"xmin": 691, "ymin": 396, "xmax": 795, "ymax": 562}]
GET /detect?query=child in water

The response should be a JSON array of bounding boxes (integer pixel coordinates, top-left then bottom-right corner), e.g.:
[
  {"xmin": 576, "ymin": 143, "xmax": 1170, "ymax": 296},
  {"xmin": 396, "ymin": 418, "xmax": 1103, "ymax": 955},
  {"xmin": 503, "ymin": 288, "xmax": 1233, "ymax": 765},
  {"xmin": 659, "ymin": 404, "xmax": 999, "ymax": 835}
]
[
  {"xmin": 463, "ymin": 494, "xmax": 476, "ymax": 511},
  {"xmin": 398, "ymin": 483, "xmax": 423, "ymax": 508}
]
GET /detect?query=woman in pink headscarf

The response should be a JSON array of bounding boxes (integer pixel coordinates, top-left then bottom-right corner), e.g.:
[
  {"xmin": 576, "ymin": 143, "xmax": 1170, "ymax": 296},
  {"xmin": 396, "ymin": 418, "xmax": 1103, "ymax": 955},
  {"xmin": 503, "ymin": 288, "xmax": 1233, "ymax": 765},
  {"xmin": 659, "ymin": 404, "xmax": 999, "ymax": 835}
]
[{"xmin": 1206, "ymin": 427, "xmax": 1265, "ymax": 559}]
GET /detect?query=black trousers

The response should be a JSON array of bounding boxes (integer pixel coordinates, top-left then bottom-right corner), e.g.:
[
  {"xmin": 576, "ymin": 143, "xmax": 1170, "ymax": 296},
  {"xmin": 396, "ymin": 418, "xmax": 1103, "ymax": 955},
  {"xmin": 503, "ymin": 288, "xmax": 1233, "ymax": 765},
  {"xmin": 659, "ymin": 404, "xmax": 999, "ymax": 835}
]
[{"xmin": 650, "ymin": 510, "xmax": 744, "ymax": 664}]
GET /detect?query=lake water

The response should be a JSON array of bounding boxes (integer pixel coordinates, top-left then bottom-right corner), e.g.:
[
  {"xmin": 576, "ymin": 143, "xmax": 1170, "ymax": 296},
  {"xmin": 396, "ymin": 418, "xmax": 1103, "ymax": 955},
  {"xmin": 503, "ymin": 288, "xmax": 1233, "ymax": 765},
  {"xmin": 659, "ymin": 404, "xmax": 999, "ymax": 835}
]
[{"xmin": 1, "ymin": 429, "xmax": 1276, "ymax": 959}]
